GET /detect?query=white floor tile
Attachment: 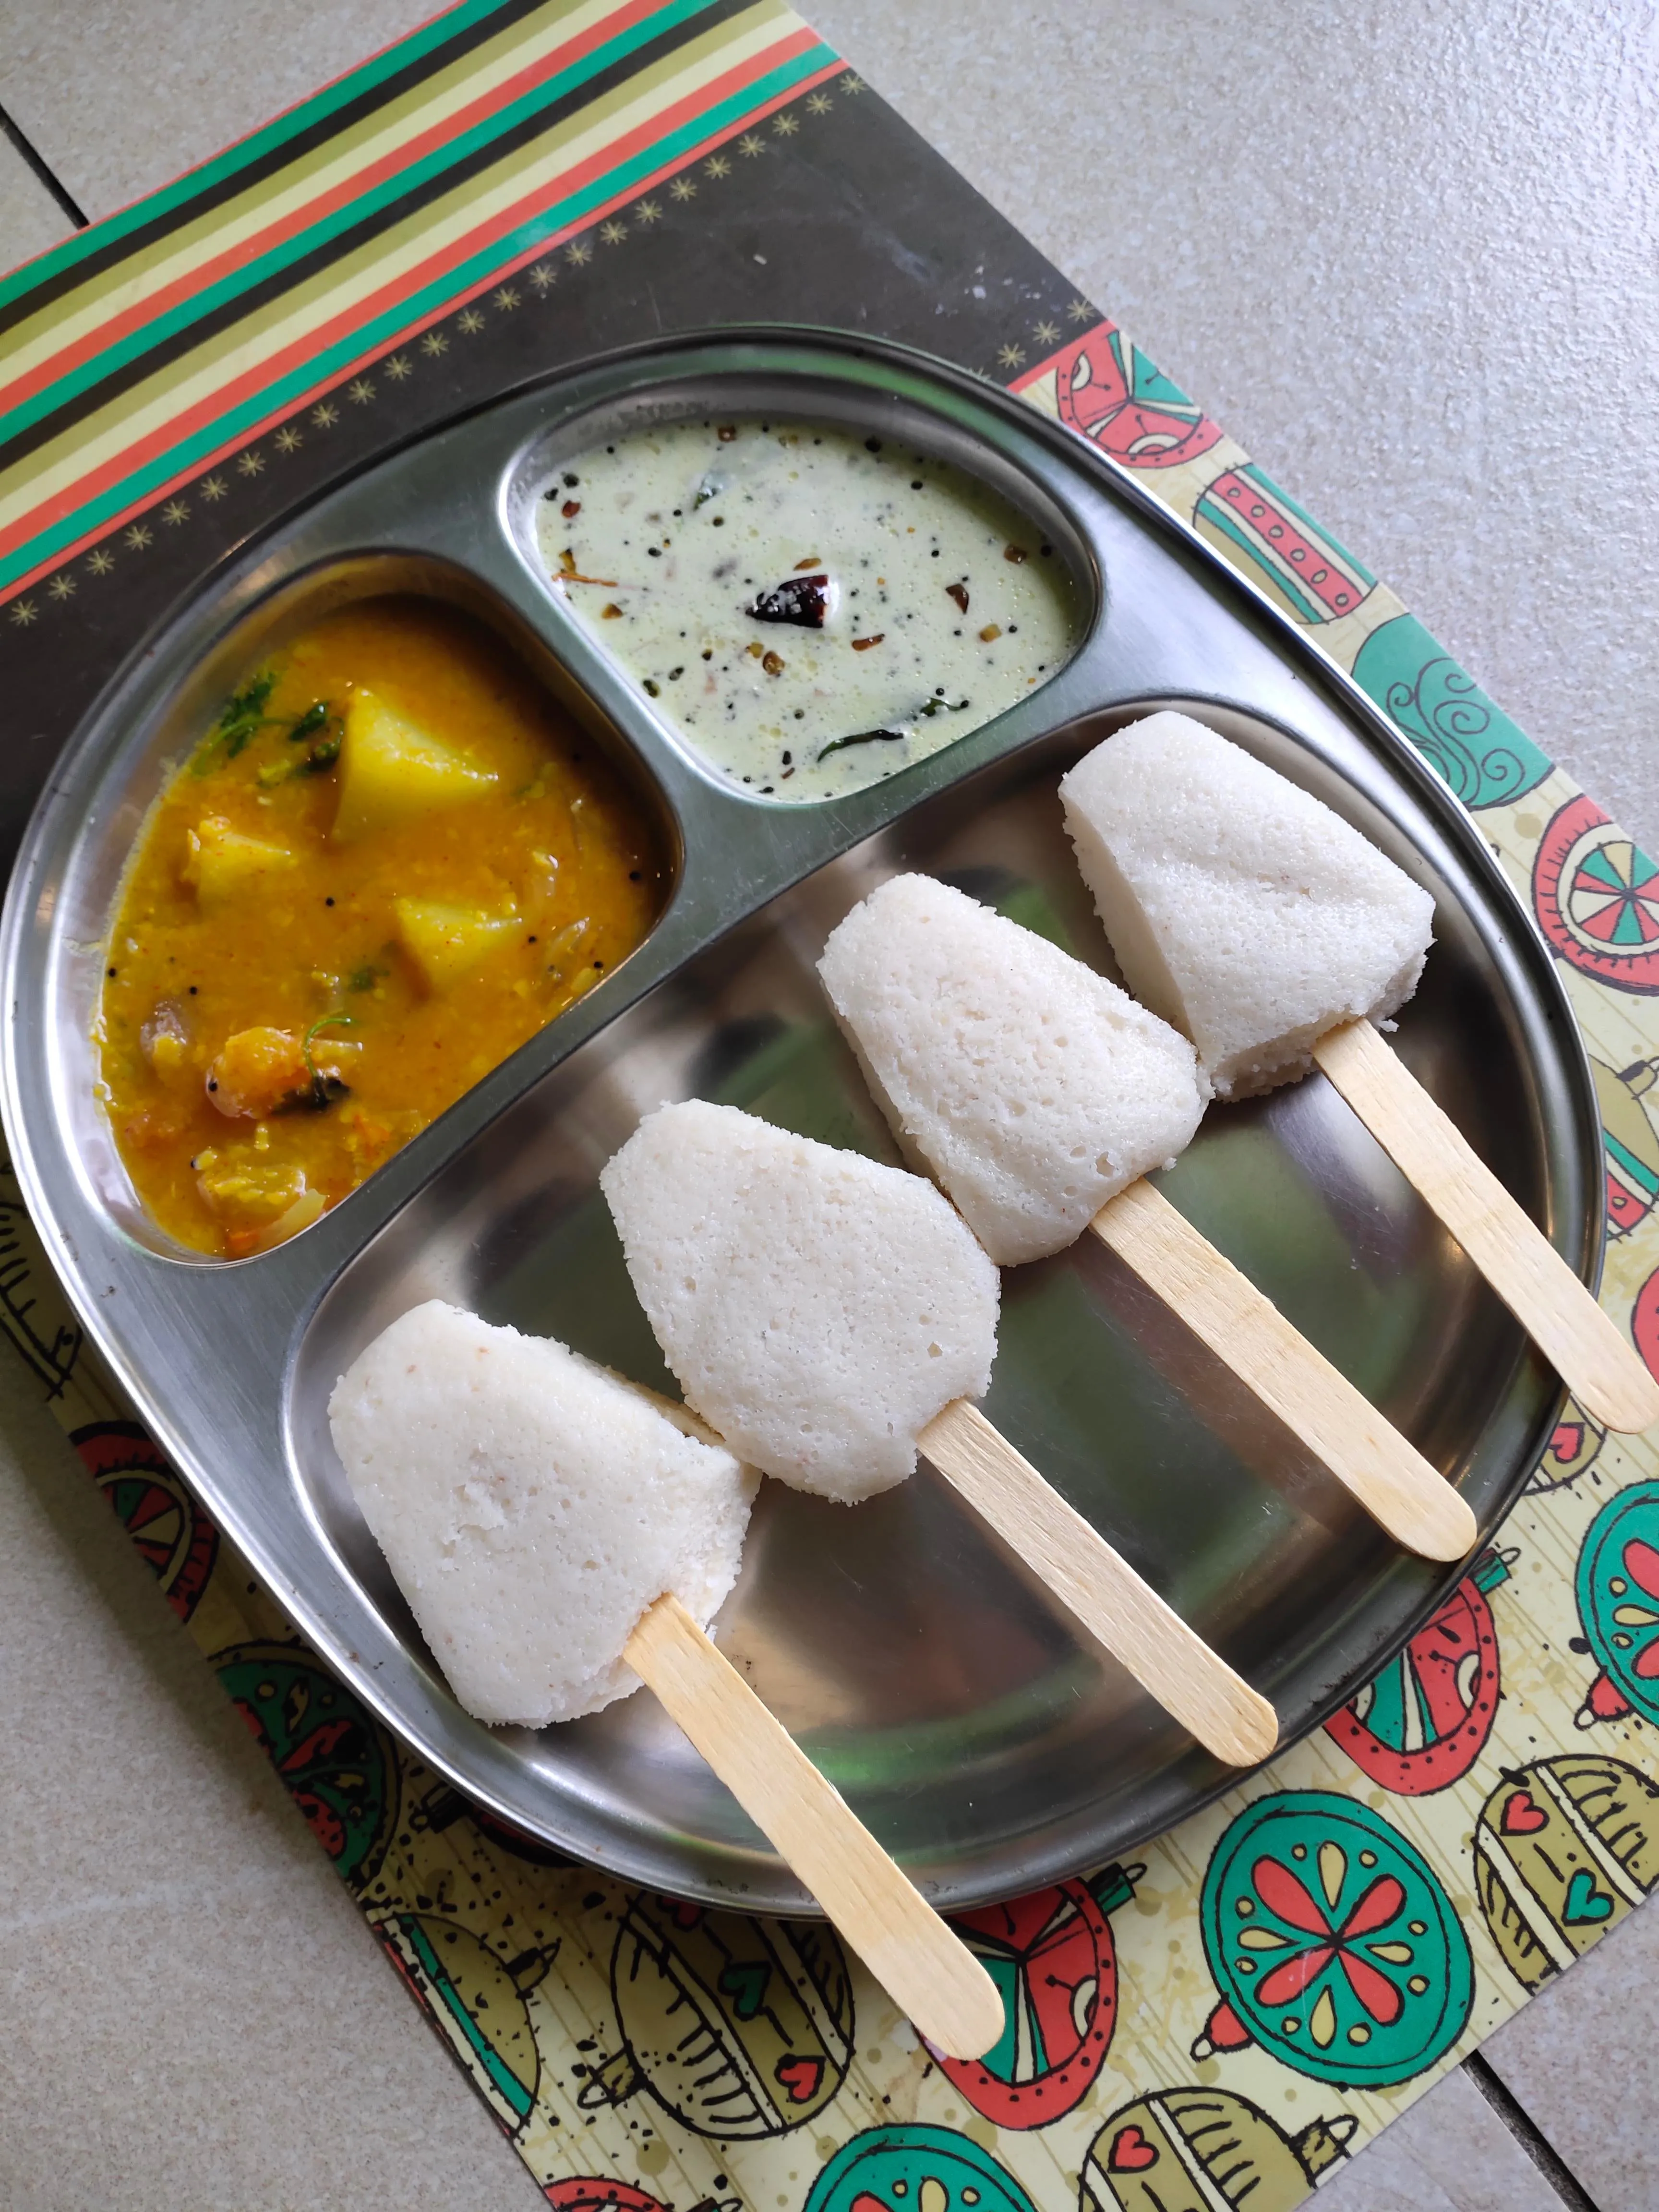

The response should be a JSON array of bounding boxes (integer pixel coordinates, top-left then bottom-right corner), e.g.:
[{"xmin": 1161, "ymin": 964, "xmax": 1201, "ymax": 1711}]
[
  {"xmin": 0, "ymin": 132, "xmax": 73, "ymax": 268},
  {"xmin": 1485, "ymin": 1891, "xmax": 1659, "ymax": 2212},
  {"xmin": 808, "ymin": 0, "xmax": 1659, "ymax": 852},
  {"xmin": 0, "ymin": 1382, "xmax": 539, "ymax": 2212},
  {"xmin": 0, "ymin": 0, "xmax": 432, "ymax": 223},
  {"xmin": 1315, "ymin": 2065, "xmax": 1568, "ymax": 2212}
]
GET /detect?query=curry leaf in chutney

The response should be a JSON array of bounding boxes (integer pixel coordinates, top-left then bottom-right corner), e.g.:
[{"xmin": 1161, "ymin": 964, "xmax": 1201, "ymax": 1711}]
[{"xmin": 816, "ymin": 727, "xmax": 907, "ymax": 763}]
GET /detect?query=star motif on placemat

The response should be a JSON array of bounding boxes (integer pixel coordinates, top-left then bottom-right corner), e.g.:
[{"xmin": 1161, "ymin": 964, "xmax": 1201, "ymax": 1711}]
[
  {"xmin": 274, "ymin": 424, "xmax": 303, "ymax": 453},
  {"xmin": 162, "ymin": 498, "xmax": 190, "ymax": 525},
  {"xmin": 86, "ymin": 547, "xmax": 115, "ymax": 576},
  {"xmin": 806, "ymin": 91, "xmax": 832, "ymax": 114},
  {"xmin": 840, "ymin": 72, "xmax": 865, "ymax": 93},
  {"xmin": 48, "ymin": 572, "xmax": 75, "ymax": 600},
  {"xmin": 1032, "ymin": 319, "xmax": 1060, "ymax": 344},
  {"xmin": 704, "ymin": 153, "xmax": 730, "ymax": 179},
  {"xmin": 1067, "ymin": 297, "xmax": 1094, "ymax": 323},
  {"xmin": 772, "ymin": 111, "xmax": 798, "ymax": 136},
  {"xmin": 529, "ymin": 260, "xmax": 557, "ymax": 290},
  {"xmin": 348, "ymin": 377, "xmax": 376, "ymax": 403},
  {"xmin": 997, "ymin": 342, "xmax": 1027, "ymax": 369},
  {"xmin": 738, "ymin": 132, "xmax": 766, "ymax": 157},
  {"xmin": 9, "ymin": 597, "xmax": 37, "ymax": 625},
  {"xmin": 566, "ymin": 238, "xmax": 592, "ymax": 265},
  {"xmin": 312, "ymin": 402, "xmax": 340, "ymax": 430},
  {"xmin": 493, "ymin": 284, "xmax": 520, "ymax": 309},
  {"xmin": 237, "ymin": 450, "xmax": 264, "ymax": 476},
  {"xmin": 385, "ymin": 353, "xmax": 413, "ymax": 380},
  {"xmin": 200, "ymin": 474, "xmax": 228, "ymax": 500},
  {"xmin": 457, "ymin": 308, "xmax": 485, "ymax": 334},
  {"xmin": 124, "ymin": 523, "xmax": 153, "ymax": 551},
  {"xmin": 634, "ymin": 198, "xmax": 661, "ymax": 224},
  {"xmin": 670, "ymin": 176, "xmax": 696, "ymax": 201},
  {"xmin": 421, "ymin": 330, "xmax": 449, "ymax": 356},
  {"xmin": 599, "ymin": 219, "xmax": 628, "ymax": 245}
]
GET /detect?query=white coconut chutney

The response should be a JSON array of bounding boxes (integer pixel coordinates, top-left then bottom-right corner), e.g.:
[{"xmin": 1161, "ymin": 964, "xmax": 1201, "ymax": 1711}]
[{"xmin": 537, "ymin": 417, "xmax": 1079, "ymax": 802}]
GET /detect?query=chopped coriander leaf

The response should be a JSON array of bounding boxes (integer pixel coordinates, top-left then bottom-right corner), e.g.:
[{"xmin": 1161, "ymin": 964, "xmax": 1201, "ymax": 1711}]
[
  {"xmin": 195, "ymin": 669, "xmax": 277, "ymax": 771},
  {"xmin": 287, "ymin": 700, "xmax": 333, "ymax": 744}
]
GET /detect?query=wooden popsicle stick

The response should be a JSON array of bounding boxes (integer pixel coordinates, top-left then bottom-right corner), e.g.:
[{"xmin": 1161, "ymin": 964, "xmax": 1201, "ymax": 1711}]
[
  {"xmin": 918, "ymin": 1398, "xmax": 1279, "ymax": 1767},
  {"xmin": 1314, "ymin": 1016, "xmax": 1659, "ymax": 1435},
  {"xmin": 624, "ymin": 1592, "xmax": 1004, "ymax": 2062},
  {"xmin": 1092, "ymin": 1177, "xmax": 1478, "ymax": 1563}
]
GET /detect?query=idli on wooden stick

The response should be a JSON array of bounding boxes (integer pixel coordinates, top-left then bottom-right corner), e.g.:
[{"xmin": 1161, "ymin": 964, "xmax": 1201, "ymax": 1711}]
[
  {"xmin": 329, "ymin": 1299, "xmax": 754, "ymax": 1725},
  {"xmin": 818, "ymin": 873, "xmax": 1474, "ymax": 1563},
  {"xmin": 602, "ymin": 1101, "xmax": 1276, "ymax": 1767},
  {"xmin": 599, "ymin": 1098, "xmax": 998, "ymax": 1503},
  {"xmin": 1061, "ymin": 712, "xmax": 1659, "ymax": 1434},
  {"xmin": 818, "ymin": 872, "xmax": 1205, "ymax": 1265},
  {"xmin": 1058, "ymin": 709, "xmax": 1434, "ymax": 1101},
  {"xmin": 328, "ymin": 1299, "xmax": 1002, "ymax": 2059}
]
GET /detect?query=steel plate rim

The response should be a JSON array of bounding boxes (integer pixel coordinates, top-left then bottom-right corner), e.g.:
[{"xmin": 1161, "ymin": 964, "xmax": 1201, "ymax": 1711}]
[{"xmin": 0, "ymin": 324, "xmax": 1599, "ymax": 1912}]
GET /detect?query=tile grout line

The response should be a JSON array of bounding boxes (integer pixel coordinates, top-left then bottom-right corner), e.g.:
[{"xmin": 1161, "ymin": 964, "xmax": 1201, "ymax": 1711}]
[
  {"xmin": 1464, "ymin": 2053, "xmax": 1606, "ymax": 2212},
  {"xmin": 0, "ymin": 99, "xmax": 89, "ymax": 228}
]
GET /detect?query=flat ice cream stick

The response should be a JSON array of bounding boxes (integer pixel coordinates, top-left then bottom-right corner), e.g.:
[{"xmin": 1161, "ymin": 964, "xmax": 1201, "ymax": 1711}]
[
  {"xmin": 1314, "ymin": 1018, "xmax": 1659, "ymax": 1435},
  {"xmin": 624, "ymin": 1592, "xmax": 1005, "ymax": 2061},
  {"xmin": 1092, "ymin": 1178, "xmax": 1478, "ymax": 1563},
  {"xmin": 918, "ymin": 1399, "xmax": 1279, "ymax": 1766}
]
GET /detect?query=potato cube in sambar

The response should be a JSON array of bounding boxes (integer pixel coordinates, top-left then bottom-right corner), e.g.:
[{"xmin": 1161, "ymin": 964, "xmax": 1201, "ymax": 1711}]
[
  {"xmin": 395, "ymin": 899, "xmax": 521, "ymax": 990},
  {"xmin": 185, "ymin": 817, "xmax": 297, "ymax": 909},
  {"xmin": 332, "ymin": 689, "xmax": 497, "ymax": 842}
]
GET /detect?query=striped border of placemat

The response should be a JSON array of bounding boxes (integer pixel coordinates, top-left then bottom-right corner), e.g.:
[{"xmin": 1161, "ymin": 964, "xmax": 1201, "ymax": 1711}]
[{"xmin": 0, "ymin": 0, "xmax": 838, "ymax": 598}]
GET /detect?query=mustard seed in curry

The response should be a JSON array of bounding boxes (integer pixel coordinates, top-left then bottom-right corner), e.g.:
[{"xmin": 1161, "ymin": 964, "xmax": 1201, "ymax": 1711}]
[{"xmin": 99, "ymin": 596, "xmax": 663, "ymax": 1257}]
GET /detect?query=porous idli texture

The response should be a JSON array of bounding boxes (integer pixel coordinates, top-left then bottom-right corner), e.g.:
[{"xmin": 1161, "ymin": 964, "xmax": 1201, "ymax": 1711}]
[
  {"xmin": 600, "ymin": 1100, "xmax": 999, "ymax": 1502},
  {"xmin": 1060, "ymin": 712, "xmax": 1435, "ymax": 1098},
  {"xmin": 328, "ymin": 1300, "xmax": 755, "ymax": 1727},
  {"xmin": 817, "ymin": 874, "xmax": 1205, "ymax": 1265}
]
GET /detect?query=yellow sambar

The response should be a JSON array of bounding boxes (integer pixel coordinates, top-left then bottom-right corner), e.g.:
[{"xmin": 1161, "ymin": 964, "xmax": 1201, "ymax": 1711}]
[{"xmin": 99, "ymin": 595, "xmax": 663, "ymax": 1257}]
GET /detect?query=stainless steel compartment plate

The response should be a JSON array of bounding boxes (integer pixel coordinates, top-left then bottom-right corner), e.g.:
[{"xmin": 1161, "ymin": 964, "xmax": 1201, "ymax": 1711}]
[{"xmin": 1, "ymin": 335, "xmax": 1596, "ymax": 1913}]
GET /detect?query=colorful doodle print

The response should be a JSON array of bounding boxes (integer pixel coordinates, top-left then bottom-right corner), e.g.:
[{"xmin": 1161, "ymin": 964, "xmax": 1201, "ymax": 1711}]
[
  {"xmin": 1474, "ymin": 1755, "xmax": 1659, "ymax": 1995},
  {"xmin": 543, "ymin": 2184, "xmax": 669, "ymax": 2212},
  {"xmin": 1051, "ymin": 326, "xmax": 1223, "ymax": 470},
  {"xmin": 805, "ymin": 2126, "xmax": 1036, "ymax": 2212},
  {"xmin": 1529, "ymin": 1401, "xmax": 1607, "ymax": 1494},
  {"xmin": 1633, "ymin": 1270, "xmax": 1659, "ymax": 1413},
  {"xmin": 1324, "ymin": 1550, "xmax": 1508, "ymax": 1794},
  {"xmin": 410, "ymin": 1777, "xmax": 577, "ymax": 1867},
  {"xmin": 1575, "ymin": 1479, "xmax": 1659, "ymax": 1726},
  {"xmin": 1350, "ymin": 613, "xmax": 1550, "ymax": 809},
  {"xmin": 71, "ymin": 1419, "xmax": 218, "ymax": 1621},
  {"xmin": 1194, "ymin": 464, "xmax": 1374, "ymax": 626},
  {"xmin": 376, "ymin": 1909, "xmax": 552, "ymax": 2135},
  {"xmin": 1534, "ymin": 795, "xmax": 1659, "ymax": 992},
  {"xmin": 578, "ymin": 1895, "xmax": 853, "ymax": 2137},
  {"xmin": 1197, "ymin": 1792, "xmax": 1473, "ymax": 2087},
  {"xmin": 1080, "ymin": 2087, "xmax": 1355, "ymax": 2211},
  {"xmin": 939, "ymin": 1866, "xmax": 1136, "ymax": 2127},
  {"xmin": 215, "ymin": 1641, "xmax": 397, "ymax": 1888},
  {"xmin": 1594, "ymin": 1056, "xmax": 1659, "ymax": 1236}
]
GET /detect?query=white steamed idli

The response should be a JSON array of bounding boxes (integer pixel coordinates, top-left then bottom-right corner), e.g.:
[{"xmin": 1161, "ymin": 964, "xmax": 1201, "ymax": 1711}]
[
  {"xmin": 1060, "ymin": 711, "xmax": 1435, "ymax": 1097},
  {"xmin": 600, "ymin": 1099, "xmax": 999, "ymax": 1502},
  {"xmin": 817, "ymin": 873, "xmax": 1205, "ymax": 1265},
  {"xmin": 328, "ymin": 1300, "xmax": 755, "ymax": 1727}
]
